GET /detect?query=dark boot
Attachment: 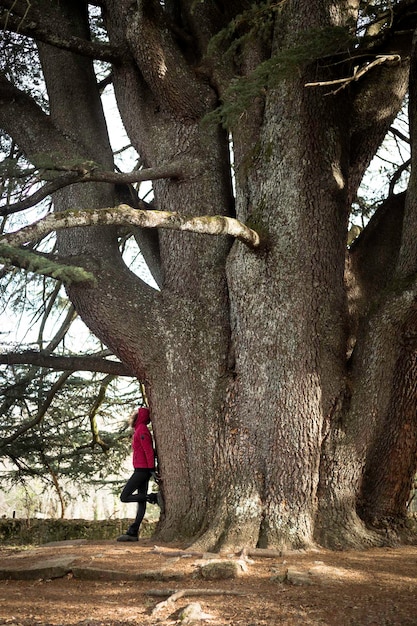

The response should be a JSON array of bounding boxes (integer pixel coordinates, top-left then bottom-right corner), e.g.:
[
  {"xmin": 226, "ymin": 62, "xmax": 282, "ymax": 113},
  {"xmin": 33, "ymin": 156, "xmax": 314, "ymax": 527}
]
[{"xmin": 116, "ymin": 533, "xmax": 138, "ymax": 542}]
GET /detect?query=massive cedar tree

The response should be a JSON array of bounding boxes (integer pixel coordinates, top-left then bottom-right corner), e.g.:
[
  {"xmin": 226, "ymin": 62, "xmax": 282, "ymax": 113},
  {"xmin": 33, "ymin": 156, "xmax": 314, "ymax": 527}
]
[{"xmin": 0, "ymin": 0, "xmax": 416, "ymax": 550}]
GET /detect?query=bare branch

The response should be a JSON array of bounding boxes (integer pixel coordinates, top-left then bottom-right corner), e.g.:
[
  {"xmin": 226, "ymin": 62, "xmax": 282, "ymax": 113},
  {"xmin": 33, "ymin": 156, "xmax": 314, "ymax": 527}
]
[
  {"xmin": 3, "ymin": 204, "xmax": 261, "ymax": 249},
  {"xmin": 390, "ymin": 126, "xmax": 410, "ymax": 144},
  {"xmin": 40, "ymin": 299, "xmax": 76, "ymax": 353},
  {"xmin": 1, "ymin": 173, "xmax": 80, "ymax": 217},
  {"xmin": 305, "ymin": 54, "xmax": 402, "ymax": 94},
  {"xmin": 0, "ymin": 351, "xmax": 133, "ymax": 376},
  {"xmin": 388, "ymin": 158, "xmax": 411, "ymax": 195},
  {"xmin": 1, "ymin": 162, "xmax": 190, "ymax": 217}
]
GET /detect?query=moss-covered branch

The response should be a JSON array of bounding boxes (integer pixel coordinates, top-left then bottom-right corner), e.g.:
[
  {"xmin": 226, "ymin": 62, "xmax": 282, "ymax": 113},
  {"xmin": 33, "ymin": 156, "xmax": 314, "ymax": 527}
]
[
  {"xmin": 0, "ymin": 242, "xmax": 96, "ymax": 284},
  {"xmin": 3, "ymin": 204, "xmax": 261, "ymax": 249}
]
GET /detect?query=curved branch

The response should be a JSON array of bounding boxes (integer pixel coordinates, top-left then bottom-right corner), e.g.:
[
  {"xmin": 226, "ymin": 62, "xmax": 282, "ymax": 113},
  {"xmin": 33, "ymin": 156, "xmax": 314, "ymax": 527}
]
[
  {"xmin": 126, "ymin": 0, "xmax": 213, "ymax": 118},
  {"xmin": 1, "ymin": 173, "xmax": 81, "ymax": 216},
  {"xmin": 1, "ymin": 162, "xmax": 190, "ymax": 217},
  {"xmin": 3, "ymin": 204, "xmax": 261, "ymax": 249},
  {"xmin": 40, "ymin": 298, "xmax": 76, "ymax": 354},
  {"xmin": 0, "ymin": 351, "xmax": 133, "ymax": 375}
]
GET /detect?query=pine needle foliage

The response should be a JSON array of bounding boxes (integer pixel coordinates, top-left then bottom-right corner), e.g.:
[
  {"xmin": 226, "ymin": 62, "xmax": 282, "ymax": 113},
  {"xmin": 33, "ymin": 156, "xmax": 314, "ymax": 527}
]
[
  {"xmin": 207, "ymin": 0, "xmax": 354, "ymax": 128},
  {"xmin": 207, "ymin": 1, "xmax": 283, "ymax": 61}
]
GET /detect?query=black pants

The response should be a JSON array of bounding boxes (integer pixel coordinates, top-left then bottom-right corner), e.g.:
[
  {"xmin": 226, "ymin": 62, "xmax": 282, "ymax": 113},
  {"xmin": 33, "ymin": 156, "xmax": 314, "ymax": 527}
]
[{"xmin": 120, "ymin": 469, "xmax": 151, "ymax": 536}]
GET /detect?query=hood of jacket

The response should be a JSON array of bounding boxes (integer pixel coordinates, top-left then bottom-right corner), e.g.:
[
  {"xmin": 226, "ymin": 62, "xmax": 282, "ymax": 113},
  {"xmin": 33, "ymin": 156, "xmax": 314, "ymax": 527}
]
[{"xmin": 135, "ymin": 407, "xmax": 150, "ymax": 426}]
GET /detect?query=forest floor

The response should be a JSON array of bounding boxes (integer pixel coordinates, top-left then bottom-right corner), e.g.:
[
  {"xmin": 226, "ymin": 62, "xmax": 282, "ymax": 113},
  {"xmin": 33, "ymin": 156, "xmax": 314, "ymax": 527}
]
[{"xmin": 0, "ymin": 539, "xmax": 417, "ymax": 625}]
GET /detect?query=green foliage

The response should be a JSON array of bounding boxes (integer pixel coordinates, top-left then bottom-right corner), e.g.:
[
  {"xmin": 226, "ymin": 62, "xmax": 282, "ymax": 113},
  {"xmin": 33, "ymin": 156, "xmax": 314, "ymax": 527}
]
[
  {"xmin": 0, "ymin": 368, "xmax": 138, "ymax": 498},
  {"xmin": 207, "ymin": 1, "xmax": 281, "ymax": 60},
  {"xmin": 207, "ymin": 24, "xmax": 353, "ymax": 128},
  {"xmin": 0, "ymin": 271, "xmax": 141, "ymax": 515},
  {"xmin": 0, "ymin": 518, "xmax": 155, "ymax": 544}
]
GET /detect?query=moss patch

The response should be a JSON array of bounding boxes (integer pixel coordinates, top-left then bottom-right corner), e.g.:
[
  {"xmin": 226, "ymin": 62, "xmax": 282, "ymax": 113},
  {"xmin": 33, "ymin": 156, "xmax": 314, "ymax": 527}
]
[{"xmin": 0, "ymin": 518, "xmax": 156, "ymax": 545}]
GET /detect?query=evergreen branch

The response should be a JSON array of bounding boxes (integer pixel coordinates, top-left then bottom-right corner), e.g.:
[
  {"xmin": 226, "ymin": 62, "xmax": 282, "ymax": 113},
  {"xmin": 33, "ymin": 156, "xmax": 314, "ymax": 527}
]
[
  {"xmin": 3, "ymin": 205, "xmax": 261, "ymax": 249},
  {"xmin": 0, "ymin": 351, "xmax": 133, "ymax": 376},
  {"xmin": 0, "ymin": 370, "xmax": 73, "ymax": 448},
  {"xmin": 0, "ymin": 242, "xmax": 96, "ymax": 284},
  {"xmin": 207, "ymin": 26, "xmax": 353, "ymax": 127}
]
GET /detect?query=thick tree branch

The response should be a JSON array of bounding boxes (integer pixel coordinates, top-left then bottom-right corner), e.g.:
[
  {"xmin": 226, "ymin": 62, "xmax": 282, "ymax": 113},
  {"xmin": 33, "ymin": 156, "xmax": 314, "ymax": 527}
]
[
  {"xmin": 126, "ymin": 0, "xmax": 213, "ymax": 118},
  {"xmin": 347, "ymin": 192, "xmax": 406, "ymax": 322},
  {"xmin": 0, "ymin": 72, "xmax": 80, "ymax": 165},
  {"xmin": 1, "ymin": 162, "xmax": 191, "ymax": 217},
  {"xmin": 0, "ymin": 161, "xmax": 193, "ymax": 216},
  {"xmin": 0, "ymin": 351, "xmax": 133, "ymax": 376},
  {"xmin": 3, "ymin": 205, "xmax": 261, "ymax": 249},
  {"xmin": 1, "ymin": 10, "xmax": 124, "ymax": 62},
  {"xmin": 345, "ymin": 1, "xmax": 417, "ymax": 199},
  {"xmin": 348, "ymin": 60, "xmax": 409, "ymax": 201},
  {"xmin": 397, "ymin": 27, "xmax": 417, "ymax": 276}
]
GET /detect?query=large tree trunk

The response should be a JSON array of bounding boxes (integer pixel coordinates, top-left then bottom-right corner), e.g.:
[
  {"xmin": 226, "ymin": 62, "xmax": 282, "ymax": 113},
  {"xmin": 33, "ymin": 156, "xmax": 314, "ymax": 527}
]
[
  {"xmin": 43, "ymin": 0, "xmax": 417, "ymax": 550},
  {"xmin": 2, "ymin": 0, "xmax": 417, "ymax": 551}
]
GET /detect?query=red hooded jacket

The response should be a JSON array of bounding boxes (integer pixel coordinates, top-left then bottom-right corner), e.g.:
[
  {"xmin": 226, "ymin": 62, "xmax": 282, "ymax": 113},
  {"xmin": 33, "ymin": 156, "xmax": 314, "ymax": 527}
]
[{"xmin": 132, "ymin": 407, "xmax": 155, "ymax": 470}]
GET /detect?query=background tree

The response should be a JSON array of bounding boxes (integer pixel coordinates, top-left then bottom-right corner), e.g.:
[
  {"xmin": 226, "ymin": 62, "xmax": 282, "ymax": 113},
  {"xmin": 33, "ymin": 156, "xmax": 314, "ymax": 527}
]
[
  {"xmin": 0, "ymin": 268, "xmax": 139, "ymax": 515},
  {"xmin": 0, "ymin": 0, "xmax": 417, "ymax": 551}
]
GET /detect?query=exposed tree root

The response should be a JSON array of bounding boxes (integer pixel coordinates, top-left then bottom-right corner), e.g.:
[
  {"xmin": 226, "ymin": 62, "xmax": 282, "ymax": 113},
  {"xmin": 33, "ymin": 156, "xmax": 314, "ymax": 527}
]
[
  {"xmin": 148, "ymin": 587, "xmax": 246, "ymax": 616},
  {"xmin": 315, "ymin": 511, "xmax": 387, "ymax": 551},
  {"xmin": 152, "ymin": 544, "xmax": 296, "ymax": 559},
  {"xmin": 152, "ymin": 545, "xmax": 209, "ymax": 558}
]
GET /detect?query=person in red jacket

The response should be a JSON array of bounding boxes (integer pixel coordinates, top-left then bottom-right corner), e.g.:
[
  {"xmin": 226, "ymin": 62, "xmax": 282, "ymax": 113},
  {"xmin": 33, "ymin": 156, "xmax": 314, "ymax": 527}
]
[{"xmin": 117, "ymin": 406, "xmax": 156, "ymax": 542}]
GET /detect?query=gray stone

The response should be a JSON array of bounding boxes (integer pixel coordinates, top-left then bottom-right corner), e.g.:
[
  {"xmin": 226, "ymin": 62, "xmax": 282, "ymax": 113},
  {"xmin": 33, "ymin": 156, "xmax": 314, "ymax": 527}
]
[
  {"xmin": 0, "ymin": 556, "xmax": 76, "ymax": 580},
  {"xmin": 199, "ymin": 560, "xmax": 243, "ymax": 580},
  {"xmin": 178, "ymin": 602, "xmax": 214, "ymax": 624},
  {"xmin": 270, "ymin": 565, "xmax": 288, "ymax": 583},
  {"xmin": 286, "ymin": 567, "xmax": 314, "ymax": 586}
]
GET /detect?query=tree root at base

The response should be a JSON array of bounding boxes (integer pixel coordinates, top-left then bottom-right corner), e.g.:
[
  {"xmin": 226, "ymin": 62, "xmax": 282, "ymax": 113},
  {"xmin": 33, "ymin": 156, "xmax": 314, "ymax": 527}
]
[{"xmin": 147, "ymin": 588, "xmax": 246, "ymax": 615}]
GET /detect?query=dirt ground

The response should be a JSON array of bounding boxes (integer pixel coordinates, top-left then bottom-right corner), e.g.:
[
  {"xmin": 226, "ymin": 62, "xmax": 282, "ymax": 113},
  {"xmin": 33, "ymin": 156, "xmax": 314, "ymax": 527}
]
[{"xmin": 0, "ymin": 539, "xmax": 417, "ymax": 626}]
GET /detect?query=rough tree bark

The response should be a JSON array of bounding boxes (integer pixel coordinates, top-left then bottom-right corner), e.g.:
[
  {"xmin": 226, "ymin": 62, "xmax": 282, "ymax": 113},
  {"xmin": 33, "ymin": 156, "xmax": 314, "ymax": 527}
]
[{"xmin": 1, "ymin": 0, "xmax": 416, "ymax": 550}]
